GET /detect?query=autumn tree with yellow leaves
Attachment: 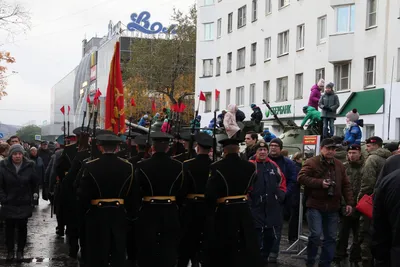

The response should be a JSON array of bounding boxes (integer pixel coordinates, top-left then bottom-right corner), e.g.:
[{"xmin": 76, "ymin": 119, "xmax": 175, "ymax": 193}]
[{"xmin": 123, "ymin": 5, "xmax": 196, "ymax": 124}]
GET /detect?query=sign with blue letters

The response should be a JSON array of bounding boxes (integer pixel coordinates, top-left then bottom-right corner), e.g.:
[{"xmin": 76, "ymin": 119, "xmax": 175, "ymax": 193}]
[{"xmin": 127, "ymin": 11, "xmax": 177, "ymax": 34}]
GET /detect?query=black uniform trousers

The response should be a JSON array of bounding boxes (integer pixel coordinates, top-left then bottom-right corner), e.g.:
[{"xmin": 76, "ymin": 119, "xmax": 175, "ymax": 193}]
[
  {"xmin": 85, "ymin": 205, "xmax": 127, "ymax": 267},
  {"xmin": 5, "ymin": 218, "xmax": 28, "ymax": 252}
]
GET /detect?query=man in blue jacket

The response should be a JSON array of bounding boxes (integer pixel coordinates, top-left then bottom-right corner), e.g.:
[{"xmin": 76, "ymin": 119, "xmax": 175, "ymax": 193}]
[
  {"xmin": 268, "ymin": 138, "xmax": 297, "ymax": 263},
  {"xmin": 249, "ymin": 140, "xmax": 287, "ymax": 265}
]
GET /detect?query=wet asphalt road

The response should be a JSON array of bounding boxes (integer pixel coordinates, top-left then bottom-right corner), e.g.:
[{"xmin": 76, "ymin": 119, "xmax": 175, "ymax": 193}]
[{"xmin": 0, "ymin": 199, "xmax": 354, "ymax": 267}]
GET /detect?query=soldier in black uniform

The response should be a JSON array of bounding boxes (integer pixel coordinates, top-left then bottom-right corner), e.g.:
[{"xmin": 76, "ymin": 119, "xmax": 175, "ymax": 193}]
[
  {"xmin": 61, "ymin": 127, "xmax": 92, "ymax": 262},
  {"xmin": 54, "ymin": 134, "xmax": 78, "ymax": 236},
  {"xmin": 77, "ymin": 133, "xmax": 134, "ymax": 267},
  {"xmin": 178, "ymin": 132, "xmax": 213, "ymax": 267},
  {"xmin": 133, "ymin": 132, "xmax": 183, "ymax": 267},
  {"xmin": 126, "ymin": 134, "xmax": 149, "ymax": 266},
  {"xmin": 204, "ymin": 138, "xmax": 262, "ymax": 267},
  {"xmin": 173, "ymin": 132, "xmax": 197, "ymax": 162}
]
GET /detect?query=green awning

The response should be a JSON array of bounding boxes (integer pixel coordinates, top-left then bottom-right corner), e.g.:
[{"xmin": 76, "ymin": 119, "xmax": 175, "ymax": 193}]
[{"xmin": 338, "ymin": 88, "xmax": 384, "ymax": 116}]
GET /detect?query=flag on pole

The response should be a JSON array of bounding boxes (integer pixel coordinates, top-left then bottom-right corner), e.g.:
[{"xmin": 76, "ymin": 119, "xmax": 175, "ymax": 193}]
[
  {"xmin": 130, "ymin": 98, "xmax": 136, "ymax": 107},
  {"xmin": 178, "ymin": 102, "xmax": 186, "ymax": 113},
  {"xmin": 68, "ymin": 106, "xmax": 71, "ymax": 115},
  {"xmin": 86, "ymin": 95, "xmax": 91, "ymax": 104},
  {"xmin": 215, "ymin": 89, "xmax": 220, "ymax": 100},
  {"xmin": 151, "ymin": 99, "xmax": 156, "ymax": 113},
  {"xmin": 199, "ymin": 91, "xmax": 206, "ymax": 101},
  {"xmin": 60, "ymin": 106, "xmax": 65, "ymax": 115},
  {"xmin": 105, "ymin": 41, "xmax": 126, "ymax": 134},
  {"xmin": 94, "ymin": 89, "xmax": 102, "ymax": 105}
]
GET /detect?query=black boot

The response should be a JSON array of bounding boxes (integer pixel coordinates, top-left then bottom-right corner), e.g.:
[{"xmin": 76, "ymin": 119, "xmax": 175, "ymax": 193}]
[
  {"xmin": 16, "ymin": 251, "xmax": 24, "ymax": 262},
  {"xmin": 6, "ymin": 251, "xmax": 14, "ymax": 262}
]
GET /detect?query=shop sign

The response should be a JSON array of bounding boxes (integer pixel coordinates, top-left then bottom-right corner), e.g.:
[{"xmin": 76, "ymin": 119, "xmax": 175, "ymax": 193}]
[
  {"xmin": 127, "ymin": 11, "xmax": 177, "ymax": 34},
  {"xmin": 265, "ymin": 104, "xmax": 292, "ymax": 117}
]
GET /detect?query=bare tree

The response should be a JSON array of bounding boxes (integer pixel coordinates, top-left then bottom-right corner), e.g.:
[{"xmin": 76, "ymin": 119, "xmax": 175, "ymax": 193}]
[{"xmin": 0, "ymin": 0, "xmax": 31, "ymax": 40}]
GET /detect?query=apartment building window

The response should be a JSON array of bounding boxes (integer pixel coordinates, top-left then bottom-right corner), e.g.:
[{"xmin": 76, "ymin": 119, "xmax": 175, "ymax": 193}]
[
  {"xmin": 264, "ymin": 37, "xmax": 271, "ymax": 61},
  {"xmin": 295, "ymin": 73, "xmax": 303, "ymax": 99},
  {"xmin": 252, "ymin": 0, "xmax": 258, "ymax": 22},
  {"xmin": 205, "ymin": 92, "xmax": 212, "ymax": 112},
  {"xmin": 276, "ymin": 76, "xmax": 288, "ymax": 101},
  {"xmin": 317, "ymin": 15, "xmax": 327, "ymax": 44},
  {"xmin": 278, "ymin": 30, "xmax": 289, "ymax": 56},
  {"xmin": 335, "ymin": 5, "xmax": 355, "ymax": 33},
  {"xmin": 227, "ymin": 52, "xmax": 232, "ymax": 72},
  {"xmin": 236, "ymin": 86, "xmax": 245, "ymax": 106},
  {"xmin": 217, "ymin": 18, "xmax": 222, "ymax": 38},
  {"xmin": 216, "ymin": 56, "xmax": 221, "ymax": 76},
  {"xmin": 237, "ymin": 47, "xmax": 246, "ymax": 69},
  {"xmin": 204, "ymin": 0, "xmax": 214, "ymax": 6},
  {"xmin": 250, "ymin": 83, "xmax": 256, "ymax": 103},
  {"xmin": 279, "ymin": 0, "xmax": 289, "ymax": 9},
  {"xmin": 367, "ymin": 0, "xmax": 377, "ymax": 28},
  {"xmin": 226, "ymin": 89, "xmax": 231, "ymax": 107},
  {"xmin": 315, "ymin": 68, "xmax": 325, "ymax": 83},
  {"xmin": 228, "ymin": 13, "xmax": 233, "ymax": 33},
  {"xmin": 251, "ymin": 43, "xmax": 257, "ymax": 65},
  {"xmin": 263, "ymin": 80, "xmax": 270, "ymax": 101},
  {"xmin": 265, "ymin": 0, "xmax": 272, "ymax": 15},
  {"xmin": 202, "ymin": 59, "xmax": 213, "ymax": 77},
  {"xmin": 364, "ymin": 56, "xmax": 376, "ymax": 87},
  {"xmin": 334, "ymin": 62, "xmax": 351, "ymax": 91},
  {"xmin": 297, "ymin": 24, "xmax": 305, "ymax": 50},
  {"xmin": 204, "ymin": 23, "xmax": 214, "ymax": 41},
  {"xmin": 238, "ymin": 6, "xmax": 247, "ymax": 28},
  {"xmin": 365, "ymin": 125, "xmax": 375, "ymax": 138}
]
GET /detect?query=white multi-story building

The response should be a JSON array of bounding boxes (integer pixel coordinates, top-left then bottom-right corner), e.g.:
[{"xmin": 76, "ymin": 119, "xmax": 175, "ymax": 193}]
[{"xmin": 196, "ymin": 0, "xmax": 400, "ymax": 140}]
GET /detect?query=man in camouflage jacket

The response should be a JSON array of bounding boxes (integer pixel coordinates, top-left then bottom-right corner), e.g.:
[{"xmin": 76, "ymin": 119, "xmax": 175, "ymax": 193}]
[
  {"xmin": 357, "ymin": 137, "xmax": 391, "ymax": 267},
  {"xmin": 335, "ymin": 144, "xmax": 364, "ymax": 265}
]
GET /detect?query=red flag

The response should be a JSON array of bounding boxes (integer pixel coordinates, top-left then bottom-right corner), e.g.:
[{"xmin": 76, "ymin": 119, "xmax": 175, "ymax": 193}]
[
  {"xmin": 199, "ymin": 91, "xmax": 206, "ymax": 101},
  {"xmin": 68, "ymin": 105, "xmax": 71, "ymax": 115},
  {"xmin": 215, "ymin": 89, "xmax": 220, "ymax": 100},
  {"xmin": 86, "ymin": 95, "xmax": 91, "ymax": 104},
  {"xmin": 95, "ymin": 89, "xmax": 102, "ymax": 99},
  {"xmin": 178, "ymin": 102, "xmax": 186, "ymax": 113},
  {"xmin": 151, "ymin": 99, "xmax": 156, "ymax": 113},
  {"xmin": 171, "ymin": 103, "xmax": 178, "ymax": 112},
  {"xmin": 130, "ymin": 98, "xmax": 136, "ymax": 107},
  {"xmin": 105, "ymin": 41, "xmax": 126, "ymax": 134},
  {"xmin": 60, "ymin": 106, "xmax": 65, "ymax": 115}
]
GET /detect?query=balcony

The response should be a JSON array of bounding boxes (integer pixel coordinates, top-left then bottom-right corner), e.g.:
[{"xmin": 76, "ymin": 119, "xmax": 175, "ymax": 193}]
[
  {"xmin": 330, "ymin": 0, "xmax": 355, "ymax": 7},
  {"xmin": 328, "ymin": 33, "xmax": 354, "ymax": 63}
]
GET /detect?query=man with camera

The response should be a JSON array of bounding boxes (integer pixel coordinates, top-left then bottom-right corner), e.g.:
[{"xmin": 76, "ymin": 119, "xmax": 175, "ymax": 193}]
[{"xmin": 298, "ymin": 138, "xmax": 354, "ymax": 267}]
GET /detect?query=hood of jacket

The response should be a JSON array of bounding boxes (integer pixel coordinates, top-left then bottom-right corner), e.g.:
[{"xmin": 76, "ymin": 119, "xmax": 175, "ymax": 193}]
[
  {"xmin": 227, "ymin": 103, "xmax": 237, "ymax": 113},
  {"xmin": 369, "ymin": 147, "xmax": 392, "ymax": 159},
  {"xmin": 310, "ymin": 84, "xmax": 320, "ymax": 92}
]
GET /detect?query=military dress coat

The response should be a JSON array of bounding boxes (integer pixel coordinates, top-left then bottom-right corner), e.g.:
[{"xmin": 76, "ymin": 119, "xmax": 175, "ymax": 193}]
[
  {"xmin": 204, "ymin": 153, "xmax": 262, "ymax": 267},
  {"xmin": 78, "ymin": 153, "xmax": 134, "ymax": 267},
  {"xmin": 132, "ymin": 152, "xmax": 183, "ymax": 267},
  {"xmin": 179, "ymin": 154, "xmax": 212, "ymax": 265}
]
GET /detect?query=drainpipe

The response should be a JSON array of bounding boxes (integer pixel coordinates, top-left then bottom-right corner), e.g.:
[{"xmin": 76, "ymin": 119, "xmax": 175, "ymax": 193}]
[{"xmin": 382, "ymin": 0, "xmax": 391, "ymax": 139}]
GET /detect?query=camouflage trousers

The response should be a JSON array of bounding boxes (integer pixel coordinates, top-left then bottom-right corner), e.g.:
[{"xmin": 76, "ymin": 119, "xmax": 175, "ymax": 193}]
[{"xmin": 358, "ymin": 215, "xmax": 373, "ymax": 267}]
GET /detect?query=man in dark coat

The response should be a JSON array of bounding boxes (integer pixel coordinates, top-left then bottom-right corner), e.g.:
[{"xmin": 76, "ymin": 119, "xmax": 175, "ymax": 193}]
[
  {"xmin": 204, "ymin": 138, "xmax": 262, "ymax": 267},
  {"xmin": 132, "ymin": 132, "xmax": 183, "ymax": 267},
  {"xmin": 173, "ymin": 132, "xmax": 197, "ymax": 162},
  {"xmin": 38, "ymin": 140, "xmax": 52, "ymax": 170},
  {"xmin": 0, "ymin": 144, "xmax": 38, "ymax": 262},
  {"xmin": 178, "ymin": 132, "xmax": 213, "ymax": 267},
  {"xmin": 372, "ymin": 168, "xmax": 400, "ymax": 267},
  {"xmin": 78, "ymin": 134, "xmax": 134, "ymax": 267},
  {"xmin": 248, "ymin": 141, "xmax": 287, "ymax": 264}
]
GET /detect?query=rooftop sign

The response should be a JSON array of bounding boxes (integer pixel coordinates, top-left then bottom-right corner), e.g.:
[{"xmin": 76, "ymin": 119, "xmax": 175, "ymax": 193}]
[{"xmin": 127, "ymin": 11, "xmax": 177, "ymax": 35}]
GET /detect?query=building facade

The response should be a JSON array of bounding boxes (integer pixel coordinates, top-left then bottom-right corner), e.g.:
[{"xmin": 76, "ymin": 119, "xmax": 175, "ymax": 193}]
[{"xmin": 196, "ymin": 0, "xmax": 400, "ymax": 140}]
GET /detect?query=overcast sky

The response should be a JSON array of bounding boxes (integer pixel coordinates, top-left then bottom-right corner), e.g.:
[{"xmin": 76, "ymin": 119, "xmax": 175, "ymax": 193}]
[{"xmin": 0, "ymin": 0, "xmax": 193, "ymax": 126}]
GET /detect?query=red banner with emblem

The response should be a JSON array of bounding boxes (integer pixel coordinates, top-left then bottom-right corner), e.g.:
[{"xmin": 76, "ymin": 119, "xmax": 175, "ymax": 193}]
[{"xmin": 105, "ymin": 41, "xmax": 126, "ymax": 134}]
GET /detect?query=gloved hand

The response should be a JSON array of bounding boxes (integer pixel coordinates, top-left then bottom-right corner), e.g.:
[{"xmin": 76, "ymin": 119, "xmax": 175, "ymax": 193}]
[{"xmin": 33, "ymin": 193, "xmax": 39, "ymax": 201}]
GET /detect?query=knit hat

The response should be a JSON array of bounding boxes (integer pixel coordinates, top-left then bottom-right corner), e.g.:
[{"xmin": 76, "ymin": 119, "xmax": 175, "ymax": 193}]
[
  {"xmin": 9, "ymin": 144, "xmax": 24, "ymax": 156},
  {"xmin": 326, "ymin": 82, "xmax": 334, "ymax": 89},
  {"xmin": 346, "ymin": 109, "xmax": 360, "ymax": 122},
  {"xmin": 164, "ymin": 119, "xmax": 168, "ymax": 123},
  {"xmin": 270, "ymin": 138, "xmax": 283, "ymax": 149},
  {"xmin": 250, "ymin": 103, "xmax": 256, "ymax": 109}
]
